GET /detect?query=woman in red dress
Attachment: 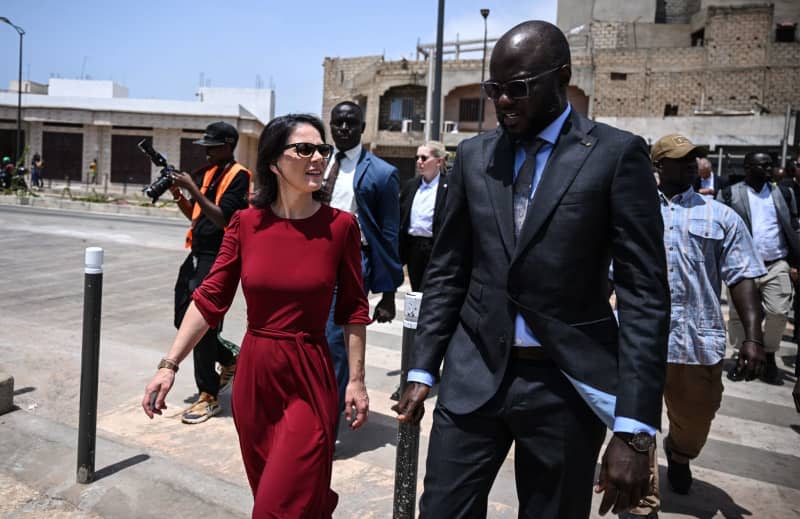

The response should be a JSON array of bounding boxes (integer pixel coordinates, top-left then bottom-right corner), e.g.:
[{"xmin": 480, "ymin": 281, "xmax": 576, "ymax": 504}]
[{"xmin": 142, "ymin": 114, "xmax": 371, "ymax": 518}]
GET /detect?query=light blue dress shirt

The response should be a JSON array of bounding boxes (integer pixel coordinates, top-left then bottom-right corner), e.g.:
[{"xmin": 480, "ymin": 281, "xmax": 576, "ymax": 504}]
[
  {"xmin": 408, "ymin": 173, "xmax": 440, "ymax": 238},
  {"xmin": 407, "ymin": 105, "xmax": 655, "ymax": 434}
]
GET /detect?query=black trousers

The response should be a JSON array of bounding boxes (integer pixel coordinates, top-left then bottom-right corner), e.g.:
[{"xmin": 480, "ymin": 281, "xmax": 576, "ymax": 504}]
[
  {"xmin": 405, "ymin": 235, "xmax": 434, "ymax": 292},
  {"xmin": 174, "ymin": 252, "xmax": 235, "ymax": 397},
  {"xmin": 420, "ymin": 360, "xmax": 606, "ymax": 519}
]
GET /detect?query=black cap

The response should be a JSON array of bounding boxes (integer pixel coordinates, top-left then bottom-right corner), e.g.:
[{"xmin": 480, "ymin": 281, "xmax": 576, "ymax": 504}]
[{"xmin": 193, "ymin": 122, "xmax": 239, "ymax": 148}]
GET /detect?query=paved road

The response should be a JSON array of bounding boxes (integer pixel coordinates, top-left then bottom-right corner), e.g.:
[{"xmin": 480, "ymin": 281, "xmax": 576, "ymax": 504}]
[{"xmin": 0, "ymin": 204, "xmax": 799, "ymax": 518}]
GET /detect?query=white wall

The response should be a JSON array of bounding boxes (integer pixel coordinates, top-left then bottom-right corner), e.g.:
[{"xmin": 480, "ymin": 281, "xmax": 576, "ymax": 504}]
[
  {"xmin": 197, "ymin": 87, "xmax": 275, "ymax": 124},
  {"xmin": 48, "ymin": 79, "xmax": 129, "ymax": 99}
]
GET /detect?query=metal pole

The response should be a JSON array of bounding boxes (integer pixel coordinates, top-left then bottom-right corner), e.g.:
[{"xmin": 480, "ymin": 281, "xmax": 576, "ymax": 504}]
[
  {"xmin": 717, "ymin": 147, "xmax": 723, "ymax": 177},
  {"xmin": 393, "ymin": 292, "xmax": 422, "ymax": 519},
  {"xmin": 77, "ymin": 247, "xmax": 104, "ymax": 484},
  {"xmin": 781, "ymin": 104, "xmax": 791, "ymax": 169},
  {"xmin": 0, "ymin": 18, "xmax": 25, "ymax": 163},
  {"xmin": 477, "ymin": 9, "xmax": 490, "ymax": 134},
  {"xmin": 431, "ymin": 0, "xmax": 445, "ymax": 141},
  {"xmin": 16, "ymin": 31, "xmax": 22, "ymax": 162}
]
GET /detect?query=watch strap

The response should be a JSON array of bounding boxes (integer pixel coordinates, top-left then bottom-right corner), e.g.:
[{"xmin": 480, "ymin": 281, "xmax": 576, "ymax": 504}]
[{"xmin": 158, "ymin": 358, "xmax": 179, "ymax": 372}]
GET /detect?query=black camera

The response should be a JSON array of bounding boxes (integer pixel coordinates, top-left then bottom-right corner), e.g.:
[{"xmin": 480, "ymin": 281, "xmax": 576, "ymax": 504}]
[{"xmin": 137, "ymin": 139, "xmax": 179, "ymax": 203}]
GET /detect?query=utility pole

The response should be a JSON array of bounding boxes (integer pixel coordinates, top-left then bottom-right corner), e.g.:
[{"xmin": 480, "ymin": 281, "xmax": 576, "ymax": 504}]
[{"xmin": 431, "ymin": 0, "xmax": 445, "ymax": 140}]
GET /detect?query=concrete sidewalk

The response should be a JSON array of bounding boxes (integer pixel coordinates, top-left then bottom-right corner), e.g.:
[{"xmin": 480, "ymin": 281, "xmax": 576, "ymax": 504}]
[{"xmin": 0, "ymin": 409, "xmax": 252, "ymax": 518}]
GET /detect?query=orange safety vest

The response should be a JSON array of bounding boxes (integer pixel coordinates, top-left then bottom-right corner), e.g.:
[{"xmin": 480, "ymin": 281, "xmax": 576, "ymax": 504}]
[{"xmin": 185, "ymin": 162, "xmax": 252, "ymax": 249}]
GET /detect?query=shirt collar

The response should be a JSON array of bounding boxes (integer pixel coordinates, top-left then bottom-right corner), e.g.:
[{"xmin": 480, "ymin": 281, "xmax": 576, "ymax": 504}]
[
  {"xmin": 337, "ymin": 143, "xmax": 362, "ymax": 163},
  {"xmin": 659, "ymin": 186, "xmax": 696, "ymax": 205},
  {"xmin": 419, "ymin": 172, "xmax": 440, "ymax": 190},
  {"xmin": 746, "ymin": 182, "xmax": 771, "ymax": 196},
  {"xmin": 537, "ymin": 104, "xmax": 572, "ymax": 145}
]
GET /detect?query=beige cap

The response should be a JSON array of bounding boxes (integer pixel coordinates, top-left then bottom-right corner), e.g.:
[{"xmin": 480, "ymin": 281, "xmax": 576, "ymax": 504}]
[{"xmin": 651, "ymin": 133, "xmax": 703, "ymax": 162}]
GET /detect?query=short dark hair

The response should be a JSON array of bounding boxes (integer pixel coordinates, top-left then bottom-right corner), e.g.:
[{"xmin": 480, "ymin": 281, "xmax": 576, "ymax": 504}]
[
  {"xmin": 743, "ymin": 151, "xmax": 773, "ymax": 166},
  {"xmin": 252, "ymin": 114, "xmax": 327, "ymax": 209},
  {"xmin": 331, "ymin": 101, "xmax": 363, "ymax": 121}
]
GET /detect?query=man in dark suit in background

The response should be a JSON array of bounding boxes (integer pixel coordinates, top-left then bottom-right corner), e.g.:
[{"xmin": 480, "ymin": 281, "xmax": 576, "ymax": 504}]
[
  {"xmin": 693, "ymin": 157, "xmax": 729, "ymax": 198},
  {"xmin": 323, "ymin": 101, "xmax": 404, "ymax": 434},
  {"xmin": 393, "ymin": 20, "xmax": 670, "ymax": 518},
  {"xmin": 400, "ymin": 140, "xmax": 448, "ymax": 291}
]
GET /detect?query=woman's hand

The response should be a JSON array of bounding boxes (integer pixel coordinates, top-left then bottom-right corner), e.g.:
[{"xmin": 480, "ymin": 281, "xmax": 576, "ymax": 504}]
[
  {"xmin": 344, "ymin": 379, "xmax": 369, "ymax": 430},
  {"xmin": 142, "ymin": 368, "xmax": 176, "ymax": 418}
]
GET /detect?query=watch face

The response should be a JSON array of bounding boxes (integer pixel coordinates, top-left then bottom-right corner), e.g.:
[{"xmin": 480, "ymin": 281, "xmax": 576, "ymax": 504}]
[{"xmin": 631, "ymin": 433, "xmax": 654, "ymax": 452}]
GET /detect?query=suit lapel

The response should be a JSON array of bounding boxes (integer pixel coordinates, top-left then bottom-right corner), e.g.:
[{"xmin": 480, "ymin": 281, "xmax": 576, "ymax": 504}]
[
  {"xmin": 733, "ymin": 183, "xmax": 752, "ymax": 230},
  {"xmin": 354, "ymin": 148, "xmax": 370, "ymax": 191},
  {"xmin": 482, "ymin": 130, "xmax": 516, "ymax": 257},
  {"xmin": 513, "ymin": 113, "xmax": 596, "ymax": 262},
  {"xmin": 401, "ymin": 176, "xmax": 421, "ymax": 229}
]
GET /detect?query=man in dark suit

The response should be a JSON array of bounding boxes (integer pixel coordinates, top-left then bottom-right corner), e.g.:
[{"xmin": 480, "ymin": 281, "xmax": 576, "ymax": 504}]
[
  {"xmin": 716, "ymin": 152, "xmax": 800, "ymax": 385},
  {"xmin": 393, "ymin": 21, "xmax": 669, "ymax": 518},
  {"xmin": 400, "ymin": 141, "xmax": 448, "ymax": 291},
  {"xmin": 323, "ymin": 101, "xmax": 404, "ymax": 433},
  {"xmin": 693, "ymin": 157, "xmax": 729, "ymax": 198}
]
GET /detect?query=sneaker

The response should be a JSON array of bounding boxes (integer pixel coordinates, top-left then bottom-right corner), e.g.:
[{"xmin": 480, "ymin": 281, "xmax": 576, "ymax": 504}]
[
  {"xmin": 218, "ymin": 360, "xmax": 237, "ymax": 393},
  {"xmin": 663, "ymin": 438, "xmax": 692, "ymax": 494},
  {"xmin": 181, "ymin": 392, "xmax": 221, "ymax": 424}
]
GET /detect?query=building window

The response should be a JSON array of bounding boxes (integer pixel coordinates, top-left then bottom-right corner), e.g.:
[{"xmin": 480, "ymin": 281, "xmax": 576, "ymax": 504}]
[
  {"xmin": 459, "ymin": 98, "xmax": 481, "ymax": 122},
  {"xmin": 691, "ymin": 29, "xmax": 705, "ymax": 47},
  {"xmin": 776, "ymin": 22, "xmax": 797, "ymax": 43},
  {"xmin": 610, "ymin": 72, "xmax": 627, "ymax": 81},
  {"xmin": 389, "ymin": 97, "xmax": 414, "ymax": 121},
  {"xmin": 663, "ymin": 104, "xmax": 679, "ymax": 117}
]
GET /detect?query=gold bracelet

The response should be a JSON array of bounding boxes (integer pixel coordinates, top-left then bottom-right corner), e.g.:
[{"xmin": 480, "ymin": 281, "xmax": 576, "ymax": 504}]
[{"xmin": 157, "ymin": 358, "xmax": 179, "ymax": 372}]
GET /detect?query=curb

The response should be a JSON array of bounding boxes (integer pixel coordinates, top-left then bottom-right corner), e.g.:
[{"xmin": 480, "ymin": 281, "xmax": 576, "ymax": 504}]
[{"xmin": 0, "ymin": 410, "xmax": 252, "ymax": 518}]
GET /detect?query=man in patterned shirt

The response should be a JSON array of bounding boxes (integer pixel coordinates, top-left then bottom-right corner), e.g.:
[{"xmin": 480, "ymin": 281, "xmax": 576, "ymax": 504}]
[{"xmin": 624, "ymin": 134, "xmax": 767, "ymax": 519}]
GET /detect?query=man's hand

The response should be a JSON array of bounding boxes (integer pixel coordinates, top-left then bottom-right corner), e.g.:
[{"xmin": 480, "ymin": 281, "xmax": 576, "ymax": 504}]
[
  {"xmin": 791, "ymin": 268, "xmax": 799, "ymax": 283},
  {"xmin": 171, "ymin": 171, "xmax": 197, "ymax": 195},
  {"xmin": 391, "ymin": 382, "xmax": 429, "ymax": 424},
  {"xmin": 344, "ymin": 379, "xmax": 369, "ymax": 430},
  {"xmin": 141, "ymin": 368, "xmax": 176, "ymax": 419},
  {"xmin": 737, "ymin": 340, "xmax": 766, "ymax": 380},
  {"xmin": 594, "ymin": 434, "xmax": 650, "ymax": 515},
  {"xmin": 372, "ymin": 292, "xmax": 396, "ymax": 323}
]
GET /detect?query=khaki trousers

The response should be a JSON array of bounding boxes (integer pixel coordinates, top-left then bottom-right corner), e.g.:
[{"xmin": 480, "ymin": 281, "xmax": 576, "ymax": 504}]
[
  {"xmin": 728, "ymin": 259, "xmax": 793, "ymax": 354},
  {"xmin": 630, "ymin": 362, "xmax": 724, "ymax": 515}
]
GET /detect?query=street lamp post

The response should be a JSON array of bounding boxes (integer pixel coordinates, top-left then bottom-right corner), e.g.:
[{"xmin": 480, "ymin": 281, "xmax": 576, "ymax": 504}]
[
  {"xmin": 477, "ymin": 9, "xmax": 490, "ymax": 134},
  {"xmin": 430, "ymin": 0, "xmax": 445, "ymax": 141},
  {"xmin": 0, "ymin": 17, "xmax": 25, "ymax": 163}
]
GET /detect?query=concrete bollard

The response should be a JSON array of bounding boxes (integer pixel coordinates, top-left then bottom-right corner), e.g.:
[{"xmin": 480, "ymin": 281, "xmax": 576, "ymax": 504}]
[
  {"xmin": 77, "ymin": 247, "xmax": 104, "ymax": 484},
  {"xmin": 393, "ymin": 291, "xmax": 422, "ymax": 519},
  {"xmin": 0, "ymin": 373, "xmax": 14, "ymax": 415}
]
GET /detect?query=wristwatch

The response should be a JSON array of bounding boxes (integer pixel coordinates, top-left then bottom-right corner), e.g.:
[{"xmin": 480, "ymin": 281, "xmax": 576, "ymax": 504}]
[
  {"xmin": 157, "ymin": 358, "xmax": 179, "ymax": 372},
  {"xmin": 625, "ymin": 432, "xmax": 655, "ymax": 453}
]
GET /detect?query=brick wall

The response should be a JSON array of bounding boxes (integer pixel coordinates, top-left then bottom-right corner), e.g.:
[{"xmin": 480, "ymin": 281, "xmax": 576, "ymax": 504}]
[{"xmin": 590, "ymin": 4, "xmax": 800, "ymax": 117}]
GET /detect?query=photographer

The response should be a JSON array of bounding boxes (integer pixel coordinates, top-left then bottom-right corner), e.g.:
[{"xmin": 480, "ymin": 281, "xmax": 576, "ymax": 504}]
[{"xmin": 170, "ymin": 121, "xmax": 251, "ymax": 424}]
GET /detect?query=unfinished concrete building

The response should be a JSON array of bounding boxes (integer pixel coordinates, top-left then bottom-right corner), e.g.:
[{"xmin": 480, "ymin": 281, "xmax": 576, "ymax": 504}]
[
  {"xmin": 322, "ymin": 1, "xmax": 798, "ymax": 179},
  {"xmin": 559, "ymin": 0, "xmax": 799, "ymax": 167}
]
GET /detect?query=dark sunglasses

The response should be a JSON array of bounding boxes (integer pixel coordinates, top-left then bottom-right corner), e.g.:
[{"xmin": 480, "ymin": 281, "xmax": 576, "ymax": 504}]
[
  {"xmin": 482, "ymin": 65, "xmax": 566, "ymax": 101},
  {"xmin": 283, "ymin": 142, "xmax": 333, "ymax": 159},
  {"xmin": 415, "ymin": 155, "xmax": 430, "ymax": 162}
]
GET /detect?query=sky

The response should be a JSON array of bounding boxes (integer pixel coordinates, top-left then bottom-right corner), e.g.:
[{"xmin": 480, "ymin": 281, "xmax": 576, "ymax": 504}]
[{"xmin": 0, "ymin": 1, "xmax": 557, "ymax": 116}]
